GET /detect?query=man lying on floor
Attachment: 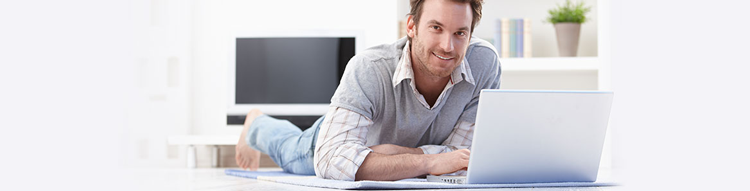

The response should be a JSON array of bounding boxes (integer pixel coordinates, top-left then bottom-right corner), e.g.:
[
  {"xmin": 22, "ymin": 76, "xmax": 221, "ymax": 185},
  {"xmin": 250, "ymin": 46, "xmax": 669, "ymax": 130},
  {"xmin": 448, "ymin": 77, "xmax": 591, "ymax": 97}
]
[{"xmin": 235, "ymin": 0, "xmax": 500, "ymax": 181}]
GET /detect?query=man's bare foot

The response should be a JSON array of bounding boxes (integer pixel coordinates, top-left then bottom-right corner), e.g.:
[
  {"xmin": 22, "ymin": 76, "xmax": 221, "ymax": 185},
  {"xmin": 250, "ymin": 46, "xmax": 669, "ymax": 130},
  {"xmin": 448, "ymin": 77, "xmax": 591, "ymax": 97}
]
[{"xmin": 235, "ymin": 109, "xmax": 264, "ymax": 170}]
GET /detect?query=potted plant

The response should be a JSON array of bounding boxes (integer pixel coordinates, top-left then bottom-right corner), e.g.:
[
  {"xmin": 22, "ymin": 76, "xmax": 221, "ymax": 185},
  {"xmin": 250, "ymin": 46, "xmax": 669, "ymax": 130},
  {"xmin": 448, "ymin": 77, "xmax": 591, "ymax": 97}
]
[{"xmin": 547, "ymin": 0, "xmax": 591, "ymax": 57}]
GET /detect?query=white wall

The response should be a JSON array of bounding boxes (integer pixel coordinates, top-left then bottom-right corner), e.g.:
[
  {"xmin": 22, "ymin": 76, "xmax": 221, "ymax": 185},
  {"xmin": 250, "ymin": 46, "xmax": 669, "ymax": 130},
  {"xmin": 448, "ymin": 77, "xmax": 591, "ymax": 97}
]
[
  {"xmin": 609, "ymin": 0, "xmax": 750, "ymax": 190},
  {"xmin": 124, "ymin": 0, "xmax": 194, "ymax": 168},
  {"xmin": 190, "ymin": 0, "xmax": 398, "ymax": 135},
  {"xmin": 1, "ymin": 0, "xmax": 136, "ymax": 189}
]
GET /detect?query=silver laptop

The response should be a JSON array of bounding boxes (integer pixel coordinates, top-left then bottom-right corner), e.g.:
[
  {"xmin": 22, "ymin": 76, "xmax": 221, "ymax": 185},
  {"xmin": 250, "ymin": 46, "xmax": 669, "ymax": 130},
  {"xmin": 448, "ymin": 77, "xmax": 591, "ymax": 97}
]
[{"xmin": 427, "ymin": 90, "xmax": 614, "ymax": 184}]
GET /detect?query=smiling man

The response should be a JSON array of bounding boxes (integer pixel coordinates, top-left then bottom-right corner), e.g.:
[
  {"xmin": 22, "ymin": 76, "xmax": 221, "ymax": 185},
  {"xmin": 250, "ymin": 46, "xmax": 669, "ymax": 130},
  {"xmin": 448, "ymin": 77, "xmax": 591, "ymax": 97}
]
[{"xmin": 235, "ymin": 0, "xmax": 500, "ymax": 181}]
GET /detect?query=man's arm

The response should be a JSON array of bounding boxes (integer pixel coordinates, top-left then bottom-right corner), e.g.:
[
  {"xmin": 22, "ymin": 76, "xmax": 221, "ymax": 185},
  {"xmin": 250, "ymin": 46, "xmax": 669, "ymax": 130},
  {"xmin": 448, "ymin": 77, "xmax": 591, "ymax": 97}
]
[
  {"xmin": 367, "ymin": 120, "xmax": 474, "ymax": 156},
  {"xmin": 314, "ymin": 107, "xmax": 469, "ymax": 181},
  {"xmin": 357, "ymin": 121, "xmax": 475, "ymax": 179},
  {"xmin": 355, "ymin": 149, "xmax": 470, "ymax": 181},
  {"xmin": 369, "ymin": 144, "xmax": 423, "ymax": 155},
  {"xmin": 314, "ymin": 107, "xmax": 373, "ymax": 181}
]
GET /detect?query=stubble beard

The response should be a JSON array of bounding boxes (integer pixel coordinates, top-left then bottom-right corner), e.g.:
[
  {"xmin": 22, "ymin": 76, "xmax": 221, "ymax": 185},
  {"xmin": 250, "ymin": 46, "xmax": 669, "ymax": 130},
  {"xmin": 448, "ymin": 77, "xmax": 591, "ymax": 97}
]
[{"xmin": 411, "ymin": 32, "xmax": 459, "ymax": 78}]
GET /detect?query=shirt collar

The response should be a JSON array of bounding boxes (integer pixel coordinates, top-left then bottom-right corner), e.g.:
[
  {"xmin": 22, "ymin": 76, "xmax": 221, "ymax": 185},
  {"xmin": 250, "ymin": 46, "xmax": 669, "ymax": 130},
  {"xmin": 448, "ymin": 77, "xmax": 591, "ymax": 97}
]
[{"xmin": 392, "ymin": 41, "xmax": 475, "ymax": 88}]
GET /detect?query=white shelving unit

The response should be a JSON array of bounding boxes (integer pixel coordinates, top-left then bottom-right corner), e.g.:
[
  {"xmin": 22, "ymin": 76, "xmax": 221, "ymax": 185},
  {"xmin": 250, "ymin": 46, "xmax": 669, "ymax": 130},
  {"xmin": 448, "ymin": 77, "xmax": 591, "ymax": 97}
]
[
  {"xmin": 489, "ymin": 0, "xmax": 609, "ymax": 91},
  {"xmin": 498, "ymin": 57, "xmax": 601, "ymax": 90},
  {"xmin": 500, "ymin": 57, "xmax": 599, "ymax": 72}
]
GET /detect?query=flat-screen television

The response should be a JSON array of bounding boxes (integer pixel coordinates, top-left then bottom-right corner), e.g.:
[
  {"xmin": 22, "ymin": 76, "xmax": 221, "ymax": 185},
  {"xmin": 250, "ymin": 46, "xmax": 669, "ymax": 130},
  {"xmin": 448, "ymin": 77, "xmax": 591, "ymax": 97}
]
[{"xmin": 227, "ymin": 31, "xmax": 364, "ymax": 117}]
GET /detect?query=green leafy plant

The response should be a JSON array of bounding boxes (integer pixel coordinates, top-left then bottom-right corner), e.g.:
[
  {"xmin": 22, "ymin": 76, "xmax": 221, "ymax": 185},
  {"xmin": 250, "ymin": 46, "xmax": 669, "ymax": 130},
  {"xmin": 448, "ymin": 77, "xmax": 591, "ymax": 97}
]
[{"xmin": 546, "ymin": 0, "xmax": 592, "ymax": 24}]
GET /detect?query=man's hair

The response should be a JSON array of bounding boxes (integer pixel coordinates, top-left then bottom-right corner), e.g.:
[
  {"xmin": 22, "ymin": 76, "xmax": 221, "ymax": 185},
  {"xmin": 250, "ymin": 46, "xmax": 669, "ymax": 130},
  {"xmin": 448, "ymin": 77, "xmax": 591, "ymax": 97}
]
[{"xmin": 407, "ymin": 0, "xmax": 484, "ymax": 42}]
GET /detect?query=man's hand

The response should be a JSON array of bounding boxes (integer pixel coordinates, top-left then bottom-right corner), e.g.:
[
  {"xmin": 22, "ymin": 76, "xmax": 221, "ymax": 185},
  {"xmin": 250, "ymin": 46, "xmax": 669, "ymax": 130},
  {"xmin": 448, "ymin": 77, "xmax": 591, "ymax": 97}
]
[
  {"xmin": 426, "ymin": 149, "xmax": 470, "ymax": 176},
  {"xmin": 369, "ymin": 144, "xmax": 423, "ymax": 155}
]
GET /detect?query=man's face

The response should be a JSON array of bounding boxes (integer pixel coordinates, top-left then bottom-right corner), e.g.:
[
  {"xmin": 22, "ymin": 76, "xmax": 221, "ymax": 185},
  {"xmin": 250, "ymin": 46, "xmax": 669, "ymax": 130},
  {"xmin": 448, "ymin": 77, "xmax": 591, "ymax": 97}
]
[{"xmin": 408, "ymin": 0, "xmax": 473, "ymax": 78}]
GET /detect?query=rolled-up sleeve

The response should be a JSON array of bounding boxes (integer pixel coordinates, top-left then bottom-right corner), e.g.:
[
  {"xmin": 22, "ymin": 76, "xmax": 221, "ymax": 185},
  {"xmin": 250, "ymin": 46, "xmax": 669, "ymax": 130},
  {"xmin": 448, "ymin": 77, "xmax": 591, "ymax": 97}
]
[
  {"xmin": 313, "ymin": 107, "xmax": 374, "ymax": 181},
  {"xmin": 418, "ymin": 120, "xmax": 474, "ymax": 154}
]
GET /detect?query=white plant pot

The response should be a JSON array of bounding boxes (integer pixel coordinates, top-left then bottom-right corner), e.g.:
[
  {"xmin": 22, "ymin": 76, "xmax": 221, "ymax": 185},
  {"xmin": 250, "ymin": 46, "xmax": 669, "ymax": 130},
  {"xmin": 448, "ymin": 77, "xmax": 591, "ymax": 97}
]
[{"xmin": 554, "ymin": 23, "xmax": 582, "ymax": 57}]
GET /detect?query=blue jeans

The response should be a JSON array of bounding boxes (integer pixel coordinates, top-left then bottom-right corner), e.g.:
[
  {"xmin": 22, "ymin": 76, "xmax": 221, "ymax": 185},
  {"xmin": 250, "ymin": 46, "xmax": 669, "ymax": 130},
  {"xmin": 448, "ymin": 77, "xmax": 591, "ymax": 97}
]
[{"xmin": 244, "ymin": 114, "xmax": 324, "ymax": 175}]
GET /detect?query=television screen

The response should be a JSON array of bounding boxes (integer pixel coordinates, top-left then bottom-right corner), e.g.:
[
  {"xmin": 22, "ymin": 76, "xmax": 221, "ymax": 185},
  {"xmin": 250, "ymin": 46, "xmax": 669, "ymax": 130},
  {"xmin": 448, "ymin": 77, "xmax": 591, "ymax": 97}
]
[{"xmin": 235, "ymin": 37, "xmax": 355, "ymax": 104}]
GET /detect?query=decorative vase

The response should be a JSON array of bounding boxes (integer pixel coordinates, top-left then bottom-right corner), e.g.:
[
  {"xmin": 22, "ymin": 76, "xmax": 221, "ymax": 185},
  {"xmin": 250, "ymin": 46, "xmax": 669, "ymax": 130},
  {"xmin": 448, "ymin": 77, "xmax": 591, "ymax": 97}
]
[{"xmin": 553, "ymin": 23, "xmax": 581, "ymax": 57}]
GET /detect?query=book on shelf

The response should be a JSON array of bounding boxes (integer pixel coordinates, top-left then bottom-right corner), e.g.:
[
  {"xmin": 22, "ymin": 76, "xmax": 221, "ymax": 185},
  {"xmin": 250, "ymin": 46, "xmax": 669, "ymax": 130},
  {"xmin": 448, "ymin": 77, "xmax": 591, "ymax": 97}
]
[{"xmin": 494, "ymin": 18, "xmax": 532, "ymax": 58}]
